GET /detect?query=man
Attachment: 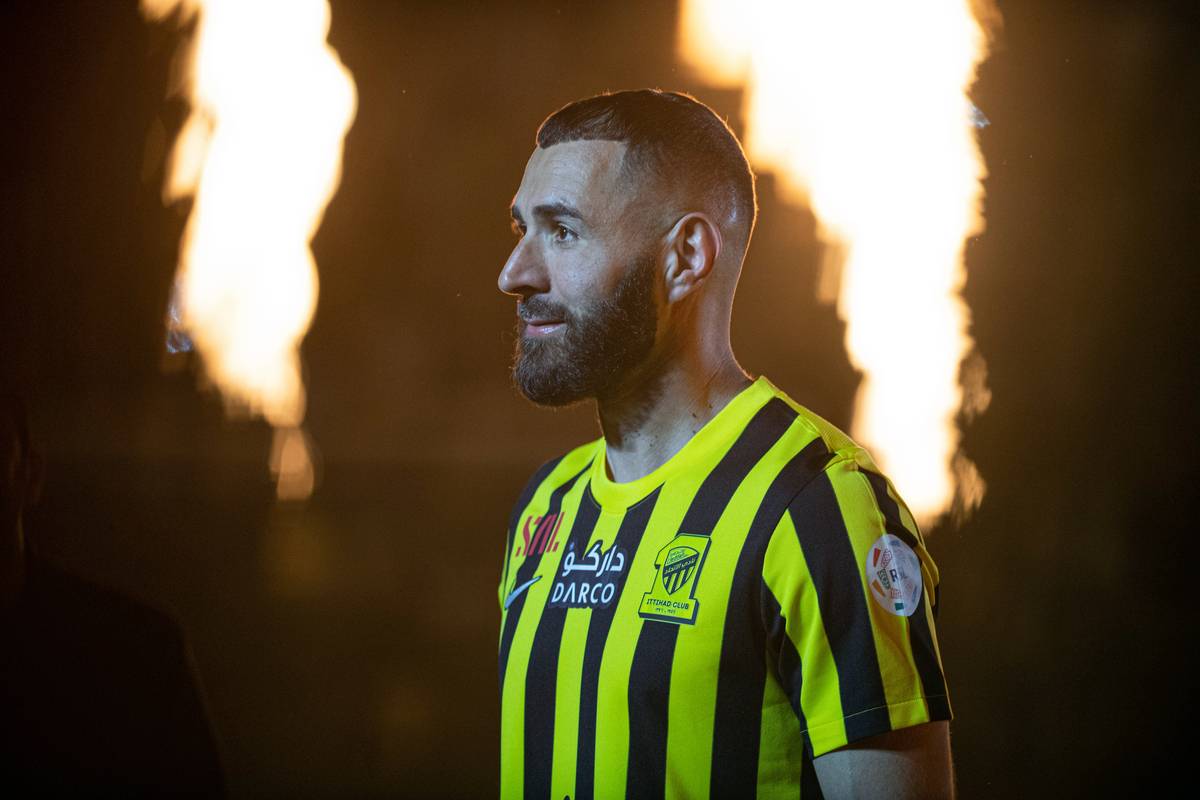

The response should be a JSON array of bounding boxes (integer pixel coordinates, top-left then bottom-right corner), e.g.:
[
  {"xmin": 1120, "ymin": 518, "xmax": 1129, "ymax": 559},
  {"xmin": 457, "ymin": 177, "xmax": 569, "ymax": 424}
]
[
  {"xmin": 496, "ymin": 90, "xmax": 952, "ymax": 799},
  {"xmin": 0, "ymin": 390, "xmax": 226, "ymax": 795}
]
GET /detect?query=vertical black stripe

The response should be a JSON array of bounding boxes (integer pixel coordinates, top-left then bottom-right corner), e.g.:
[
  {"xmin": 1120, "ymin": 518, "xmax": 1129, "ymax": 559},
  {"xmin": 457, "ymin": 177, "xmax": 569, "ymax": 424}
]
[
  {"xmin": 789, "ymin": 472, "xmax": 891, "ymax": 742},
  {"xmin": 709, "ymin": 439, "xmax": 832, "ymax": 796},
  {"xmin": 859, "ymin": 470, "xmax": 920, "ymax": 550},
  {"xmin": 624, "ymin": 623, "xmax": 678, "ymax": 800},
  {"xmin": 861, "ymin": 470, "xmax": 951, "ymax": 720},
  {"xmin": 626, "ymin": 397, "xmax": 799, "ymax": 798},
  {"xmin": 762, "ymin": 582, "xmax": 825, "ymax": 800},
  {"xmin": 524, "ymin": 486, "xmax": 602, "ymax": 800},
  {"xmin": 676, "ymin": 399, "xmax": 798, "ymax": 533},
  {"xmin": 498, "ymin": 463, "xmax": 590, "ymax": 688},
  {"xmin": 502, "ymin": 456, "xmax": 565, "ymax": 593},
  {"xmin": 574, "ymin": 487, "xmax": 661, "ymax": 800},
  {"xmin": 761, "ymin": 581, "xmax": 809, "ymax": 737}
]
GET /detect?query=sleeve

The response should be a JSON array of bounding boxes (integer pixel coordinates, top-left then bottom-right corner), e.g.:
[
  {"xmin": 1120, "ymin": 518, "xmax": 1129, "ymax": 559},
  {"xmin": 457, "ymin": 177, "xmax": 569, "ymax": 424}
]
[{"xmin": 759, "ymin": 454, "xmax": 950, "ymax": 758}]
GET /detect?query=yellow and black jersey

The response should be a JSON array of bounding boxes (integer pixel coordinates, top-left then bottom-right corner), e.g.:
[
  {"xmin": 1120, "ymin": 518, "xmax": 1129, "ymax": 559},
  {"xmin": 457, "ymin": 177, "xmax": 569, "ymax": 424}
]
[{"xmin": 498, "ymin": 376, "xmax": 949, "ymax": 799}]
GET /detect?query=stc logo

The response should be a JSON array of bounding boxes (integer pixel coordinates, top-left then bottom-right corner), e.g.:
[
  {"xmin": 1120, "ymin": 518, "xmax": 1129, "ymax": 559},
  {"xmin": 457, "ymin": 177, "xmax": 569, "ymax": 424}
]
[{"xmin": 514, "ymin": 512, "xmax": 564, "ymax": 558}]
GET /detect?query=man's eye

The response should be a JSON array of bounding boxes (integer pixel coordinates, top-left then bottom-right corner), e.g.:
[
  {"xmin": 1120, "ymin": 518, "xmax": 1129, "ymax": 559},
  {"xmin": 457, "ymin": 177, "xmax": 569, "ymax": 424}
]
[{"xmin": 553, "ymin": 224, "xmax": 576, "ymax": 243}]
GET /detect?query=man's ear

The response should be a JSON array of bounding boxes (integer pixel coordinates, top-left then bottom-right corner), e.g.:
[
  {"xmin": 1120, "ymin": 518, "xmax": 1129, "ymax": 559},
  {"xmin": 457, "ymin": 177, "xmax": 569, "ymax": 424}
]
[{"xmin": 663, "ymin": 212, "xmax": 722, "ymax": 304}]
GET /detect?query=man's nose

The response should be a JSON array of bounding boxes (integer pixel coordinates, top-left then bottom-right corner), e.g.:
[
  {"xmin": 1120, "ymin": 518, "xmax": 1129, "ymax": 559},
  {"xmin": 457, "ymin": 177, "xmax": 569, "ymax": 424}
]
[{"xmin": 498, "ymin": 236, "xmax": 548, "ymax": 298}]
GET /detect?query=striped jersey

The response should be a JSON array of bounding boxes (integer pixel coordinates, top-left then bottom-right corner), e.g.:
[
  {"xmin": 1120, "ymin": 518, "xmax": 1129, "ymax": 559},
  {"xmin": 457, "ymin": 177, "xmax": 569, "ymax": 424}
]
[{"xmin": 498, "ymin": 376, "xmax": 950, "ymax": 799}]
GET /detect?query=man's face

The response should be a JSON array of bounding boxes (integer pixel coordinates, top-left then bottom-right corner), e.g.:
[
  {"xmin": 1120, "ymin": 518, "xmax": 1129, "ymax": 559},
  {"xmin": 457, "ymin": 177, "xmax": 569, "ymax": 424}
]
[{"xmin": 499, "ymin": 140, "xmax": 661, "ymax": 406}]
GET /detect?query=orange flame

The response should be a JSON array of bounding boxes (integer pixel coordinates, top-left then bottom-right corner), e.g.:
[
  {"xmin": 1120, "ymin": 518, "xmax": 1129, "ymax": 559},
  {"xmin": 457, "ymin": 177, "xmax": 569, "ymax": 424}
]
[
  {"xmin": 142, "ymin": 0, "xmax": 357, "ymax": 500},
  {"xmin": 680, "ymin": 0, "xmax": 994, "ymax": 527}
]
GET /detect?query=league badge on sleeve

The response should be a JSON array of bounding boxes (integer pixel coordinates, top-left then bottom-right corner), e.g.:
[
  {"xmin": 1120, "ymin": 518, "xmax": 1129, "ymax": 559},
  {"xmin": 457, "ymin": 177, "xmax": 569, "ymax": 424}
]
[
  {"xmin": 638, "ymin": 533, "xmax": 711, "ymax": 625},
  {"xmin": 866, "ymin": 534, "xmax": 923, "ymax": 617}
]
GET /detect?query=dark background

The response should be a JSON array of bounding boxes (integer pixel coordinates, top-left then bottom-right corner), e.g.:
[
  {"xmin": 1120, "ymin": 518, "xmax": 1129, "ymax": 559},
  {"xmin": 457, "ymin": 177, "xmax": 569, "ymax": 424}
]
[{"xmin": 2, "ymin": 1, "xmax": 1195, "ymax": 796}]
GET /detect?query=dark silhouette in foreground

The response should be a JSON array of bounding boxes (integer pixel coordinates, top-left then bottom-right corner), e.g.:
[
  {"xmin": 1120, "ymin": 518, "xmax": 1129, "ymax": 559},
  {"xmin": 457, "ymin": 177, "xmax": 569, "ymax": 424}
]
[{"xmin": 0, "ymin": 390, "xmax": 225, "ymax": 795}]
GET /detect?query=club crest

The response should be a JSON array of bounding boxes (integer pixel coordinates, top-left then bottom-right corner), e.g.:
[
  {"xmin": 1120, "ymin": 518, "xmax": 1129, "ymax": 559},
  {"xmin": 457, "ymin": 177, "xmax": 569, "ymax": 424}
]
[
  {"xmin": 638, "ymin": 533, "xmax": 710, "ymax": 625},
  {"xmin": 660, "ymin": 545, "xmax": 699, "ymax": 594}
]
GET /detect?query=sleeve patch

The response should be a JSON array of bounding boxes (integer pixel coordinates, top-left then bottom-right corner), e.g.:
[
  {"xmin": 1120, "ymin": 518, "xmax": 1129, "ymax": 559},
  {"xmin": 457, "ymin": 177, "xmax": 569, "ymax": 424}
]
[{"xmin": 865, "ymin": 534, "xmax": 923, "ymax": 617}]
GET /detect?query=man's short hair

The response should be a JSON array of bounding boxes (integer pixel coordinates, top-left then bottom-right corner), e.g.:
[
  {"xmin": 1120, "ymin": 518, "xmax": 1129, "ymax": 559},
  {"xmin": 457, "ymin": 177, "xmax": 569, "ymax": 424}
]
[{"xmin": 536, "ymin": 89, "xmax": 757, "ymax": 254}]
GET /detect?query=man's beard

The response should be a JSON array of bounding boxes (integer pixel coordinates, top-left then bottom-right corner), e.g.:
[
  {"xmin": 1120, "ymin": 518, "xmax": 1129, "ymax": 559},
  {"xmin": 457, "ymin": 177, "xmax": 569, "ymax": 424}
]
[{"xmin": 512, "ymin": 252, "xmax": 658, "ymax": 407}]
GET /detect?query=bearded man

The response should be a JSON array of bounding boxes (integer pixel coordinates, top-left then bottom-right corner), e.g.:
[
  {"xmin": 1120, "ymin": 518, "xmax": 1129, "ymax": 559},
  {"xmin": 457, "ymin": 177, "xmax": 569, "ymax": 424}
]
[{"xmin": 496, "ymin": 89, "xmax": 953, "ymax": 799}]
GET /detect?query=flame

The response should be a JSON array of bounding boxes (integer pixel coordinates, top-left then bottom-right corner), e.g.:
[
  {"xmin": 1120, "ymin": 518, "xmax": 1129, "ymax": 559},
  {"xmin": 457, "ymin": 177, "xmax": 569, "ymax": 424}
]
[
  {"xmin": 141, "ymin": 0, "xmax": 356, "ymax": 500},
  {"xmin": 680, "ymin": 0, "xmax": 994, "ymax": 527}
]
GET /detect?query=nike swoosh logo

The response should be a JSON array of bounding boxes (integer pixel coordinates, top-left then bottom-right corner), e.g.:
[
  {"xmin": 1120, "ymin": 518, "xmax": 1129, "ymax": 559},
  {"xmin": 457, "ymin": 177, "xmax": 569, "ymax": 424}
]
[{"xmin": 503, "ymin": 575, "xmax": 542, "ymax": 610}]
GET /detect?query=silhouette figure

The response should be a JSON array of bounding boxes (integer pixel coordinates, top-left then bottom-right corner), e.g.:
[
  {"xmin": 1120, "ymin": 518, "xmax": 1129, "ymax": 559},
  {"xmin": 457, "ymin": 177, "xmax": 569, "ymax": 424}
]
[{"xmin": 0, "ymin": 390, "xmax": 225, "ymax": 795}]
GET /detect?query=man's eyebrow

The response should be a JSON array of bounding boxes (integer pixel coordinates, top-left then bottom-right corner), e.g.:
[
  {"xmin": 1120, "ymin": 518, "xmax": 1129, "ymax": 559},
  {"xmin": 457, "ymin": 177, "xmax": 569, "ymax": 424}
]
[
  {"xmin": 532, "ymin": 201, "xmax": 584, "ymax": 221},
  {"xmin": 509, "ymin": 201, "xmax": 584, "ymax": 226}
]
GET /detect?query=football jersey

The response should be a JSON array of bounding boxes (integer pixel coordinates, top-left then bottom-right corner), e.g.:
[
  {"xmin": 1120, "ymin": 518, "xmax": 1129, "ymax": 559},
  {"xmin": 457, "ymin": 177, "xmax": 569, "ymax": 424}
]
[{"xmin": 498, "ymin": 376, "xmax": 950, "ymax": 799}]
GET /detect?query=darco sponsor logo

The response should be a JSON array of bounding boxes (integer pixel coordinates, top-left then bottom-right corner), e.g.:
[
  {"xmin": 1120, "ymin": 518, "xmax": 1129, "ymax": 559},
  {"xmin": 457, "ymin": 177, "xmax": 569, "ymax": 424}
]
[{"xmin": 547, "ymin": 538, "xmax": 628, "ymax": 610}]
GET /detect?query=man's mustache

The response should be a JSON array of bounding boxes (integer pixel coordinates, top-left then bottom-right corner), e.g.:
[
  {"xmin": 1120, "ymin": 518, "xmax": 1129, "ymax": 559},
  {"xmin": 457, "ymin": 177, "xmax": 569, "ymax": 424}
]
[{"xmin": 518, "ymin": 298, "xmax": 570, "ymax": 323}]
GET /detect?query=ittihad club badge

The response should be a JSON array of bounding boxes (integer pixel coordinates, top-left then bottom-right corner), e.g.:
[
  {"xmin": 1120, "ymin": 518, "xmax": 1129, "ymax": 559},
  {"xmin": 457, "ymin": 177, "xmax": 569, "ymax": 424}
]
[{"xmin": 638, "ymin": 533, "xmax": 711, "ymax": 625}]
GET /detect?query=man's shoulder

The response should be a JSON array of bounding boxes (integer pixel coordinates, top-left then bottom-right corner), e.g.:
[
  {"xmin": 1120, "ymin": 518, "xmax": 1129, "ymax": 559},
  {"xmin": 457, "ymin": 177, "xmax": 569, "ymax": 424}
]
[
  {"xmin": 759, "ymin": 377, "xmax": 880, "ymax": 468},
  {"xmin": 761, "ymin": 378, "xmax": 926, "ymax": 550},
  {"xmin": 752, "ymin": 377, "xmax": 898, "ymax": 517}
]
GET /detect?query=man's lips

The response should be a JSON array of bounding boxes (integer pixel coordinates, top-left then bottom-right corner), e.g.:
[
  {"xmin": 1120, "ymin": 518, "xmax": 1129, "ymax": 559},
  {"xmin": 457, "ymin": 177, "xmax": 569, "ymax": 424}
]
[{"xmin": 521, "ymin": 318, "xmax": 565, "ymax": 336}]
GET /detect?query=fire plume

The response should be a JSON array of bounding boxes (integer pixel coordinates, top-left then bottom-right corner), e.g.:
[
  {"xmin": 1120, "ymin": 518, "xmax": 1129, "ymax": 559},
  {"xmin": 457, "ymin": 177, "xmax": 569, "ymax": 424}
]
[
  {"xmin": 679, "ymin": 0, "xmax": 994, "ymax": 527},
  {"xmin": 141, "ymin": 0, "xmax": 357, "ymax": 500}
]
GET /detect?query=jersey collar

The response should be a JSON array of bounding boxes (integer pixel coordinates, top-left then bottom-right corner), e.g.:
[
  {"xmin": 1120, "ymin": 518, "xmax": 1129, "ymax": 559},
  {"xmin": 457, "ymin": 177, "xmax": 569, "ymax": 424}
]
[{"xmin": 588, "ymin": 376, "xmax": 776, "ymax": 510}]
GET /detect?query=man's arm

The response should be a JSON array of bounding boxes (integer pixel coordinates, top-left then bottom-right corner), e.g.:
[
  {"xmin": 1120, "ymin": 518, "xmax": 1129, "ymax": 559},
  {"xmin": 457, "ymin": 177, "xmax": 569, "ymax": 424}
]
[
  {"xmin": 760, "ymin": 456, "xmax": 954, "ymax": 796},
  {"xmin": 813, "ymin": 720, "xmax": 954, "ymax": 800}
]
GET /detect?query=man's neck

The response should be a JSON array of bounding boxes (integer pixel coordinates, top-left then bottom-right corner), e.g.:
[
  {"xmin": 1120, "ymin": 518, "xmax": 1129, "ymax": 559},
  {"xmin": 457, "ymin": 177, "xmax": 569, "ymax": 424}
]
[{"xmin": 596, "ymin": 355, "xmax": 752, "ymax": 484}]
